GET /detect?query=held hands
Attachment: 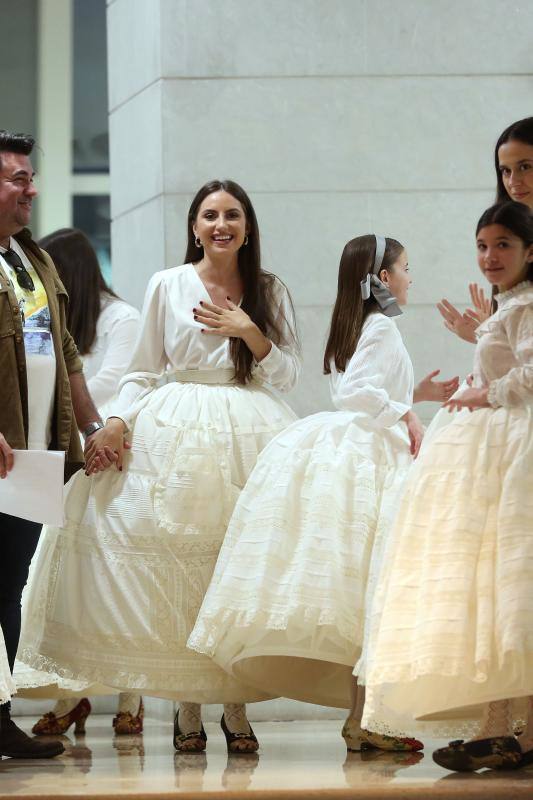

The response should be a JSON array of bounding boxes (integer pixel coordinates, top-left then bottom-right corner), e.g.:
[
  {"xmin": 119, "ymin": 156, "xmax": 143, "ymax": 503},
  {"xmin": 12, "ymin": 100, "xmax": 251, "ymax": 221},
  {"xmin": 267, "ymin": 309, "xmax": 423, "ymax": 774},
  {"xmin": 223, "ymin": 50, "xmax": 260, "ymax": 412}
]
[
  {"xmin": 402, "ymin": 410, "xmax": 425, "ymax": 459},
  {"xmin": 437, "ymin": 283, "xmax": 492, "ymax": 344},
  {"xmin": 84, "ymin": 418, "xmax": 131, "ymax": 475},
  {"xmin": 193, "ymin": 299, "xmax": 254, "ymax": 339},
  {"xmin": 443, "ymin": 386, "xmax": 490, "ymax": 413},
  {"xmin": 414, "ymin": 370, "xmax": 459, "ymax": 403},
  {"xmin": 0, "ymin": 433, "xmax": 14, "ymax": 479}
]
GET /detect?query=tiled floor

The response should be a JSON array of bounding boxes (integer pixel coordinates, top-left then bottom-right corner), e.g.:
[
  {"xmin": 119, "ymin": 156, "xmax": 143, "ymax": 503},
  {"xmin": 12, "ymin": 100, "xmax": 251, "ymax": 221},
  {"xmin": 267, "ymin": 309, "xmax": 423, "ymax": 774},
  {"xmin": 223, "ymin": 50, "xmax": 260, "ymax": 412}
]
[{"xmin": 1, "ymin": 717, "xmax": 533, "ymax": 798}]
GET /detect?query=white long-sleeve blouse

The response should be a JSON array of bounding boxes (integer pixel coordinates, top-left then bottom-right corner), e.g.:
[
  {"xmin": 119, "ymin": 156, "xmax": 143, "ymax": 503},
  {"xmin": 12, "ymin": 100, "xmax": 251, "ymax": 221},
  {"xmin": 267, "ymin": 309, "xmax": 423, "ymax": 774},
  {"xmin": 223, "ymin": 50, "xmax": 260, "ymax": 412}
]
[
  {"xmin": 475, "ymin": 281, "xmax": 533, "ymax": 408},
  {"xmin": 110, "ymin": 263, "xmax": 301, "ymax": 427},
  {"xmin": 82, "ymin": 294, "xmax": 141, "ymax": 410},
  {"xmin": 329, "ymin": 312, "xmax": 414, "ymax": 428}
]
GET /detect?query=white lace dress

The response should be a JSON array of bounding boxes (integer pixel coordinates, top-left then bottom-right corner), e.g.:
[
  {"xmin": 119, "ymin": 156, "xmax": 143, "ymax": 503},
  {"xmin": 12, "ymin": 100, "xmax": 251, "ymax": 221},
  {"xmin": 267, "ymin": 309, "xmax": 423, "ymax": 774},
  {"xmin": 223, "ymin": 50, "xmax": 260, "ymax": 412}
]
[
  {"xmin": 188, "ymin": 312, "xmax": 414, "ymax": 708},
  {"xmin": 363, "ymin": 282, "xmax": 533, "ymax": 733},
  {"xmin": 17, "ymin": 264, "xmax": 300, "ymax": 703}
]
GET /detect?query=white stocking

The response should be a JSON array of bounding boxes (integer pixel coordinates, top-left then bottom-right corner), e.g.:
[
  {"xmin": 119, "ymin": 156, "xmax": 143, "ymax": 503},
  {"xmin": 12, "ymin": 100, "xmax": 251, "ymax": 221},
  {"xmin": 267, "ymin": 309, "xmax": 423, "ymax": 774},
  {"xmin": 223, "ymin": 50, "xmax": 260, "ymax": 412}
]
[
  {"xmin": 178, "ymin": 702, "xmax": 202, "ymax": 735},
  {"xmin": 475, "ymin": 699, "xmax": 512, "ymax": 740},
  {"xmin": 223, "ymin": 703, "xmax": 252, "ymax": 735},
  {"xmin": 118, "ymin": 693, "xmax": 142, "ymax": 716},
  {"xmin": 52, "ymin": 697, "xmax": 80, "ymax": 716}
]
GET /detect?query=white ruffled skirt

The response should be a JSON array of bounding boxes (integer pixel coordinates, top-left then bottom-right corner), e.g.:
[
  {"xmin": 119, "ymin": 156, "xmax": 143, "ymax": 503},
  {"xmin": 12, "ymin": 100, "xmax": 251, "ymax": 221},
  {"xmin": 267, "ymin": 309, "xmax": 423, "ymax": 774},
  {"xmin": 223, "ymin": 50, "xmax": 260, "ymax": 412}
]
[
  {"xmin": 18, "ymin": 371, "xmax": 296, "ymax": 703},
  {"xmin": 363, "ymin": 404, "xmax": 533, "ymax": 734},
  {"xmin": 188, "ymin": 409, "xmax": 413, "ymax": 708}
]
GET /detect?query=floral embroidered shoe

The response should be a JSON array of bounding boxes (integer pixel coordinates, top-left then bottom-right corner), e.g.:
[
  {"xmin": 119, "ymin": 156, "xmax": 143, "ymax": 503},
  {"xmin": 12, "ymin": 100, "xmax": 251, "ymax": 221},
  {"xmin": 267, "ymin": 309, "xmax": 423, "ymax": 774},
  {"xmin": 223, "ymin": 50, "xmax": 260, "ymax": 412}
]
[
  {"xmin": 342, "ymin": 717, "xmax": 423, "ymax": 753},
  {"xmin": 432, "ymin": 736, "xmax": 523, "ymax": 772},
  {"xmin": 342, "ymin": 719, "xmax": 374, "ymax": 752},
  {"xmin": 361, "ymin": 728, "xmax": 424, "ymax": 752},
  {"xmin": 113, "ymin": 698, "xmax": 144, "ymax": 735},
  {"xmin": 32, "ymin": 698, "xmax": 91, "ymax": 736}
]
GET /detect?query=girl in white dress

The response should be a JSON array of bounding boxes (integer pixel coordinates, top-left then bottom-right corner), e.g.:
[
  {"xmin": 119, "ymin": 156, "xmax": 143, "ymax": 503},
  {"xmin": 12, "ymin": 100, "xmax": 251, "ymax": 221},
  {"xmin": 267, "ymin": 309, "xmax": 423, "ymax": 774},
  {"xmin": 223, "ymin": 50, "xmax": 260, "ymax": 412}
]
[
  {"xmin": 362, "ymin": 201, "xmax": 533, "ymax": 771},
  {"xmin": 18, "ymin": 181, "xmax": 300, "ymax": 754},
  {"xmin": 19, "ymin": 228, "xmax": 143, "ymax": 737},
  {"xmin": 189, "ymin": 234, "xmax": 458, "ymax": 752}
]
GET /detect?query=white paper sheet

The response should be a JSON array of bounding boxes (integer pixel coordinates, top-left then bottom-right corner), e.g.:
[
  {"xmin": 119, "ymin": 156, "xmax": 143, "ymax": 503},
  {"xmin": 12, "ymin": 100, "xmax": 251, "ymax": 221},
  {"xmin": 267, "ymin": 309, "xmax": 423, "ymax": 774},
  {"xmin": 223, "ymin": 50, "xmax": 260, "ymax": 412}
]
[{"xmin": 0, "ymin": 450, "xmax": 65, "ymax": 526}]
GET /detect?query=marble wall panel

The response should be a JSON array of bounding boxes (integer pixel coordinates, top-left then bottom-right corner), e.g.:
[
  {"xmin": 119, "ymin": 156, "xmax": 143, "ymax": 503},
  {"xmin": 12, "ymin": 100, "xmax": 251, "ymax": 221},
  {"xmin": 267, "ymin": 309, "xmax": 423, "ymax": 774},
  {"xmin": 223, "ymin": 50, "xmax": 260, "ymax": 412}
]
[
  {"xmin": 109, "ymin": 81, "xmax": 163, "ymax": 218},
  {"xmin": 111, "ymin": 195, "xmax": 165, "ymax": 309},
  {"xmin": 161, "ymin": 76, "xmax": 530, "ymax": 196},
  {"xmin": 107, "ymin": 0, "xmax": 162, "ymax": 111},
  {"xmin": 157, "ymin": 0, "xmax": 532, "ymax": 78}
]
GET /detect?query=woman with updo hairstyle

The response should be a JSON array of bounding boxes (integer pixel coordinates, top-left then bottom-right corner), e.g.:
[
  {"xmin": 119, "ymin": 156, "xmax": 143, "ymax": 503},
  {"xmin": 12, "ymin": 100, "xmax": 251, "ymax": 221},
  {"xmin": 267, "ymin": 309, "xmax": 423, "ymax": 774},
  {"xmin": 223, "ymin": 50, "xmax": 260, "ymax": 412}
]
[{"xmin": 18, "ymin": 181, "xmax": 300, "ymax": 754}]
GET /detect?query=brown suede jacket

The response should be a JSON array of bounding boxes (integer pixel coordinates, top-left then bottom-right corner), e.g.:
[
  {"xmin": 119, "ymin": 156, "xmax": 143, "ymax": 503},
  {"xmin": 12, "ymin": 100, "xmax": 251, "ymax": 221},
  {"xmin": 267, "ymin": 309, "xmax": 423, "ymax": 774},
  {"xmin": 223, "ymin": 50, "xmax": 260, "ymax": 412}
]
[{"xmin": 0, "ymin": 228, "xmax": 84, "ymax": 479}]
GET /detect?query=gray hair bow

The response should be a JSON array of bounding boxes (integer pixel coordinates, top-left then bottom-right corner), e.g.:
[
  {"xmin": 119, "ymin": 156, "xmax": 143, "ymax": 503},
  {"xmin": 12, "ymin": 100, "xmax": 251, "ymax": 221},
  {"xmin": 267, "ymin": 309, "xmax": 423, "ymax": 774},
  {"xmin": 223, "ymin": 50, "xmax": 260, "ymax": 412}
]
[{"xmin": 360, "ymin": 235, "xmax": 402, "ymax": 318}]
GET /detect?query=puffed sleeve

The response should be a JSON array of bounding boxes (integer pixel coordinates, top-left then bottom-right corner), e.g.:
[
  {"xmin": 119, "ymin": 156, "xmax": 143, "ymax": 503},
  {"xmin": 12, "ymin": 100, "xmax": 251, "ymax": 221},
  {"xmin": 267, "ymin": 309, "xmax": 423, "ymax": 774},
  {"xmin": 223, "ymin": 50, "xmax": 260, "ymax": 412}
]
[
  {"xmin": 107, "ymin": 273, "xmax": 167, "ymax": 428},
  {"xmin": 487, "ymin": 302, "xmax": 533, "ymax": 408},
  {"xmin": 332, "ymin": 315, "xmax": 412, "ymax": 427},
  {"xmin": 87, "ymin": 305, "xmax": 141, "ymax": 408},
  {"xmin": 251, "ymin": 277, "xmax": 301, "ymax": 392}
]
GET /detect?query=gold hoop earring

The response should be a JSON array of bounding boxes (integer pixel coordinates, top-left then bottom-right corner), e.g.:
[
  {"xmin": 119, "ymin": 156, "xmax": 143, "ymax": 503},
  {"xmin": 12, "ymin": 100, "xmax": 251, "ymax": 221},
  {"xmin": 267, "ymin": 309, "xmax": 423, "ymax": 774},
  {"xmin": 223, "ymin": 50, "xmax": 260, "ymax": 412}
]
[
  {"xmin": 243, "ymin": 235, "xmax": 249, "ymax": 246},
  {"xmin": 195, "ymin": 237, "xmax": 202, "ymax": 249}
]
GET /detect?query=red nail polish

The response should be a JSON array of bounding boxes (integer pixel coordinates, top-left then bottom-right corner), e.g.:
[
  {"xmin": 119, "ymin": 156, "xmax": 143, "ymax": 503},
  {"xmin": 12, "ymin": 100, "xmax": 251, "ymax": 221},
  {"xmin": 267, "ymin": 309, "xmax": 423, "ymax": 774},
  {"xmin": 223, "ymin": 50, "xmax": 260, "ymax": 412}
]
[{"xmin": 199, "ymin": 300, "xmax": 204, "ymax": 306}]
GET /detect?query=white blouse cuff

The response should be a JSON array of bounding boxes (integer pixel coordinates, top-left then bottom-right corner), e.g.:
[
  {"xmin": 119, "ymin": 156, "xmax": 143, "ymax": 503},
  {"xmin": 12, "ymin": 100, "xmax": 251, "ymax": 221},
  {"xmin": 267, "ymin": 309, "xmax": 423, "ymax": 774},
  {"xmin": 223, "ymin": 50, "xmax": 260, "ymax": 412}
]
[
  {"xmin": 252, "ymin": 341, "xmax": 278, "ymax": 375},
  {"xmin": 487, "ymin": 380, "xmax": 502, "ymax": 408},
  {"xmin": 375, "ymin": 400, "xmax": 411, "ymax": 428}
]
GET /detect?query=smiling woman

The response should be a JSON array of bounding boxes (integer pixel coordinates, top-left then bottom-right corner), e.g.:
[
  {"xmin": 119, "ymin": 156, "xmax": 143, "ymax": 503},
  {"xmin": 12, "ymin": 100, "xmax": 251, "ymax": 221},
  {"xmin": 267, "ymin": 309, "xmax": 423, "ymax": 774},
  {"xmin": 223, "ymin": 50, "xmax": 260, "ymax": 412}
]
[{"xmin": 17, "ymin": 178, "xmax": 301, "ymax": 758}]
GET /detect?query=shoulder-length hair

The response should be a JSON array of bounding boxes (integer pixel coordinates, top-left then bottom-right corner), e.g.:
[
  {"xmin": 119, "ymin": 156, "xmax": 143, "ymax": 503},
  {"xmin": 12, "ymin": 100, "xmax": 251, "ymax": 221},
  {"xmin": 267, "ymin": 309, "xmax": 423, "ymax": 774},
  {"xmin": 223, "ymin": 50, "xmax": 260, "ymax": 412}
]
[
  {"xmin": 38, "ymin": 228, "xmax": 117, "ymax": 355},
  {"xmin": 494, "ymin": 117, "xmax": 533, "ymax": 204},
  {"xmin": 476, "ymin": 200, "xmax": 533, "ymax": 312},
  {"xmin": 323, "ymin": 235, "xmax": 404, "ymax": 374},
  {"xmin": 184, "ymin": 179, "xmax": 297, "ymax": 384}
]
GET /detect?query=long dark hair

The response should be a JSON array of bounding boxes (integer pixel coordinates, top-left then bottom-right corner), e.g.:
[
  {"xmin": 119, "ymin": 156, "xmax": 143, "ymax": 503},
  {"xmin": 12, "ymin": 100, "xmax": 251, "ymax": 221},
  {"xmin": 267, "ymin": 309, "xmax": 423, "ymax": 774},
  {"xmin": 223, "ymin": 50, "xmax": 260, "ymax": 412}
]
[
  {"xmin": 184, "ymin": 179, "xmax": 296, "ymax": 384},
  {"xmin": 324, "ymin": 235, "xmax": 404, "ymax": 374},
  {"xmin": 38, "ymin": 228, "xmax": 118, "ymax": 355},
  {"xmin": 494, "ymin": 117, "xmax": 533, "ymax": 203},
  {"xmin": 476, "ymin": 200, "xmax": 533, "ymax": 312}
]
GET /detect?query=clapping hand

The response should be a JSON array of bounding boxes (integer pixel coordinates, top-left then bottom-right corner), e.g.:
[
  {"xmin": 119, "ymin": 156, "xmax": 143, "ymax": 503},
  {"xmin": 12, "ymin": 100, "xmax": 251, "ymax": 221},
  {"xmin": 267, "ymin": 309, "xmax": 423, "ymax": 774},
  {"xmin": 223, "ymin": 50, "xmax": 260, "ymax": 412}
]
[
  {"xmin": 414, "ymin": 370, "xmax": 460, "ymax": 403},
  {"xmin": 437, "ymin": 283, "xmax": 492, "ymax": 344}
]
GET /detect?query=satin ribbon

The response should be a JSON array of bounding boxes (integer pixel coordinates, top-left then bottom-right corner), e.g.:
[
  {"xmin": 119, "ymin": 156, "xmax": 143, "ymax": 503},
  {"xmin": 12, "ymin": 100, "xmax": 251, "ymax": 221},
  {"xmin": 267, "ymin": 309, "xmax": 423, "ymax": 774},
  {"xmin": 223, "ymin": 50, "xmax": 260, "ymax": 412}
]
[{"xmin": 360, "ymin": 235, "xmax": 402, "ymax": 318}]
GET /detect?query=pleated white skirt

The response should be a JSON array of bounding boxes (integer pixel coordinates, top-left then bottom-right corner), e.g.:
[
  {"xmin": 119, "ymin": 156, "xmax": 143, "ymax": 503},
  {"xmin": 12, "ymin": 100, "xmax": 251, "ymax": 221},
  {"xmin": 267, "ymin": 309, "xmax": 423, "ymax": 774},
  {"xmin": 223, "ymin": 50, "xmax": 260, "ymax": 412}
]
[
  {"xmin": 363, "ymin": 405, "xmax": 533, "ymax": 735},
  {"xmin": 188, "ymin": 409, "xmax": 413, "ymax": 708},
  {"xmin": 18, "ymin": 372, "xmax": 296, "ymax": 703}
]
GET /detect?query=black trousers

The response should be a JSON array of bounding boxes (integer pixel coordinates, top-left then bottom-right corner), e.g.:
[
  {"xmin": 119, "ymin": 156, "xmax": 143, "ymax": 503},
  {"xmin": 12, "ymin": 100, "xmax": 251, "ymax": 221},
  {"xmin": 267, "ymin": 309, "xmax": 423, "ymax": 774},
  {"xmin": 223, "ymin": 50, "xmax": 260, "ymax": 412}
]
[{"xmin": 0, "ymin": 512, "xmax": 41, "ymax": 672}]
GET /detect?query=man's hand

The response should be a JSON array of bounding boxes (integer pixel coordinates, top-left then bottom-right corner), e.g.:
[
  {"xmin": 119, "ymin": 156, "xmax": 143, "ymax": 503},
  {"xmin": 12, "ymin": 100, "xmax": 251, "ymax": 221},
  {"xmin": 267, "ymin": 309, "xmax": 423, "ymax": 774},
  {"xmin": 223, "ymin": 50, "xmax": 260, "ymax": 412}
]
[
  {"xmin": 84, "ymin": 418, "xmax": 129, "ymax": 475},
  {"xmin": 402, "ymin": 410, "xmax": 425, "ymax": 459},
  {"xmin": 0, "ymin": 433, "xmax": 14, "ymax": 479},
  {"xmin": 414, "ymin": 370, "xmax": 460, "ymax": 403}
]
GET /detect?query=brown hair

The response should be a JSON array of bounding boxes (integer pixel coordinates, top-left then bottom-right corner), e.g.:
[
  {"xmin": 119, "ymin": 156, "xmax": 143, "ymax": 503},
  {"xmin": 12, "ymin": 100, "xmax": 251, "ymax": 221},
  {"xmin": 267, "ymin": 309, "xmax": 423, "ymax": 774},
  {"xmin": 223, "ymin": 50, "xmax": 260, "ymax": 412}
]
[
  {"xmin": 476, "ymin": 200, "xmax": 533, "ymax": 312},
  {"xmin": 323, "ymin": 235, "xmax": 404, "ymax": 374},
  {"xmin": 494, "ymin": 117, "xmax": 533, "ymax": 204},
  {"xmin": 184, "ymin": 179, "xmax": 298, "ymax": 384},
  {"xmin": 38, "ymin": 227, "xmax": 118, "ymax": 355}
]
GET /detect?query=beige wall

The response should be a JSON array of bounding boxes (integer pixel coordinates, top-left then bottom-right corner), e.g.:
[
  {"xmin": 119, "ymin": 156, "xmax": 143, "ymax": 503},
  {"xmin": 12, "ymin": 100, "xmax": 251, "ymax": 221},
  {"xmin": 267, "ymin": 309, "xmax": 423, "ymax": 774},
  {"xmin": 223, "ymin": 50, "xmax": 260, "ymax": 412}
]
[{"xmin": 107, "ymin": 0, "xmax": 533, "ymax": 422}]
